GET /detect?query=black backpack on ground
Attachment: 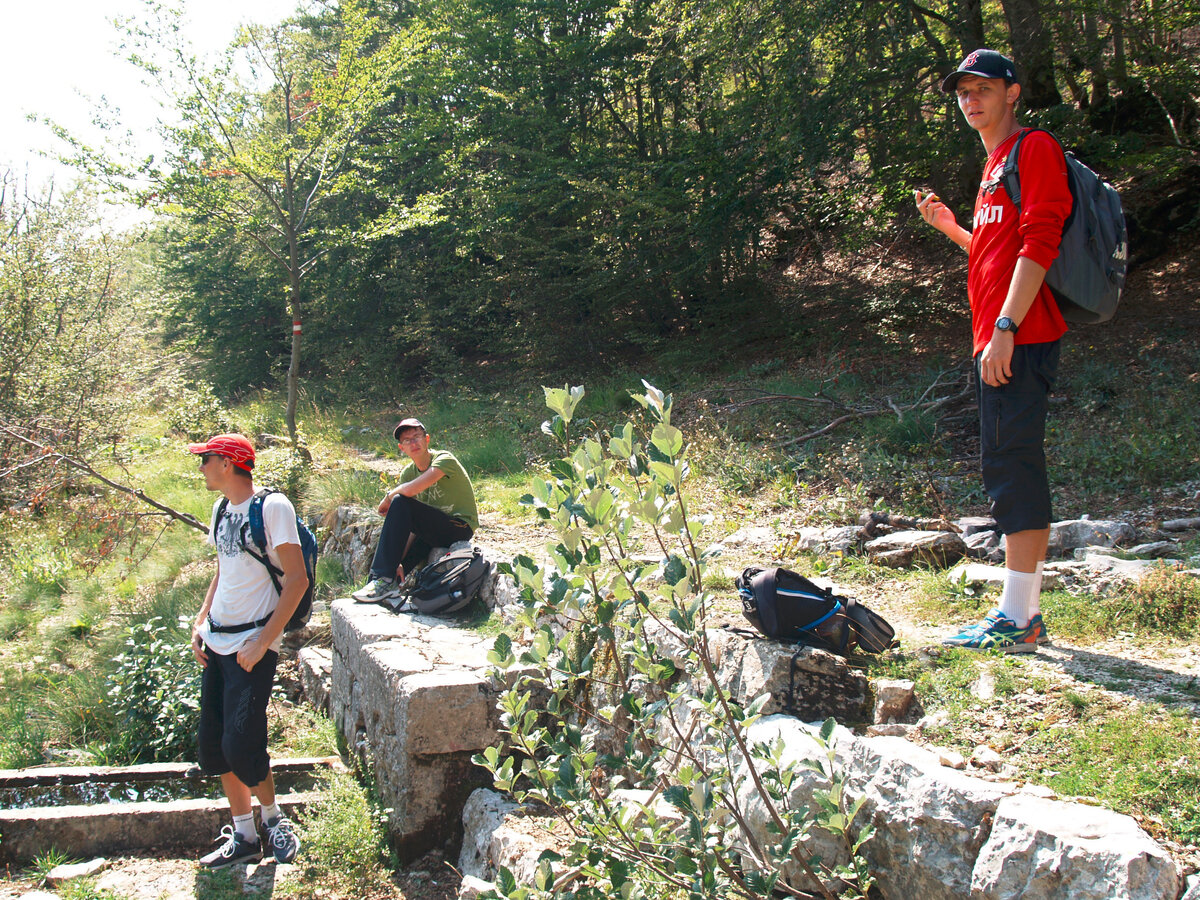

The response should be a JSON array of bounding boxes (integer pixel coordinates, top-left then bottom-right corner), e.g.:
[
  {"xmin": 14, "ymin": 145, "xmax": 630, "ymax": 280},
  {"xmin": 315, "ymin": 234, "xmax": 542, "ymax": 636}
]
[
  {"xmin": 735, "ymin": 566, "xmax": 895, "ymax": 655},
  {"xmin": 212, "ymin": 488, "xmax": 318, "ymax": 633},
  {"xmin": 408, "ymin": 546, "xmax": 492, "ymax": 616}
]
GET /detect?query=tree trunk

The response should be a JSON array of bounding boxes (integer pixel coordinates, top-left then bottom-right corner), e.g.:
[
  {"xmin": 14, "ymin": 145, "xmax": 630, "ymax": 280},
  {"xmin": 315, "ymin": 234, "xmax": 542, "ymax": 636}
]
[
  {"xmin": 954, "ymin": 0, "xmax": 986, "ymax": 56},
  {"xmin": 1001, "ymin": 0, "xmax": 1063, "ymax": 109}
]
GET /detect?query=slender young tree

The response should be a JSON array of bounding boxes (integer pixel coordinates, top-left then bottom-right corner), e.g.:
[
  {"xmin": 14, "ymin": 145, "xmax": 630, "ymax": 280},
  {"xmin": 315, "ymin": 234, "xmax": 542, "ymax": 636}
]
[{"xmin": 71, "ymin": 0, "xmax": 399, "ymax": 443}]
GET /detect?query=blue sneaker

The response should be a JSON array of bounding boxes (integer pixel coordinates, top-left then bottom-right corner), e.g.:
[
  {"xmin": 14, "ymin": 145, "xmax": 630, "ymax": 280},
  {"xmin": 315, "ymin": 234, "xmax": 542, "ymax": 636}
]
[
  {"xmin": 943, "ymin": 608, "xmax": 1040, "ymax": 653},
  {"xmin": 1028, "ymin": 613, "xmax": 1051, "ymax": 645}
]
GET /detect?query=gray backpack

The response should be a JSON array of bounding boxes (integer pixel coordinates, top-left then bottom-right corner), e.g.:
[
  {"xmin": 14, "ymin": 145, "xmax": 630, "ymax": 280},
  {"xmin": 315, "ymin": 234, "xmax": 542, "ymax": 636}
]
[
  {"xmin": 1001, "ymin": 128, "xmax": 1127, "ymax": 325},
  {"xmin": 409, "ymin": 547, "xmax": 492, "ymax": 616}
]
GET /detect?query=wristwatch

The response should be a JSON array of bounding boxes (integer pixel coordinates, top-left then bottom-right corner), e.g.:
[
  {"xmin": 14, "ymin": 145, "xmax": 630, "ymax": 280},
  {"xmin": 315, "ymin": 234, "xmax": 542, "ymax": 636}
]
[{"xmin": 995, "ymin": 316, "xmax": 1019, "ymax": 334}]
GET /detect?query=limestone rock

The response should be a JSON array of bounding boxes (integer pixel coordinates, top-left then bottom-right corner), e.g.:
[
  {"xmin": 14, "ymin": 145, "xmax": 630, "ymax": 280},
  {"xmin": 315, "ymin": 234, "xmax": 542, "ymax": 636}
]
[
  {"xmin": 970, "ymin": 745, "xmax": 1004, "ymax": 772},
  {"xmin": 721, "ymin": 525, "xmax": 777, "ymax": 548},
  {"xmin": 1127, "ymin": 541, "xmax": 1181, "ymax": 558},
  {"xmin": 1047, "ymin": 517, "xmax": 1136, "ymax": 556},
  {"xmin": 297, "ymin": 646, "xmax": 333, "ymax": 713},
  {"xmin": 458, "ymin": 875, "xmax": 496, "ymax": 900},
  {"xmin": 873, "ymin": 679, "xmax": 916, "ymax": 724},
  {"xmin": 45, "ymin": 858, "xmax": 108, "ymax": 885},
  {"xmin": 1075, "ymin": 552, "xmax": 1180, "ymax": 581},
  {"xmin": 705, "ymin": 628, "xmax": 872, "ymax": 723},
  {"xmin": 459, "ymin": 789, "xmax": 519, "ymax": 880},
  {"xmin": 865, "ymin": 530, "xmax": 966, "ymax": 568},
  {"xmin": 1162, "ymin": 517, "xmax": 1200, "ymax": 532},
  {"xmin": 970, "ymin": 794, "xmax": 1180, "ymax": 899},
  {"xmin": 964, "ymin": 529, "xmax": 1004, "ymax": 562},
  {"xmin": 956, "ymin": 516, "xmax": 997, "ymax": 537},
  {"xmin": 934, "ymin": 747, "xmax": 967, "ymax": 769},
  {"xmin": 734, "ymin": 719, "xmax": 852, "ymax": 894},
  {"xmin": 1180, "ymin": 873, "xmax": 1200, "ymax": 900},
  {"xmin": 949, "ymin": 562, "xmax": 1006, "ymax": 587}
]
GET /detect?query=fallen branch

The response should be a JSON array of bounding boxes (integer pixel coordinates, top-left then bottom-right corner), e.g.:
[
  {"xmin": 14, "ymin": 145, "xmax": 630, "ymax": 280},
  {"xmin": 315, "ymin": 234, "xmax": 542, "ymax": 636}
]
[
  {"xmin": 775, "ymin": 386, "xmax": 971, "ymax": 448},
  {"xmin": 0, "ymin": 425, "xmax": 209, "ymax": 533}
]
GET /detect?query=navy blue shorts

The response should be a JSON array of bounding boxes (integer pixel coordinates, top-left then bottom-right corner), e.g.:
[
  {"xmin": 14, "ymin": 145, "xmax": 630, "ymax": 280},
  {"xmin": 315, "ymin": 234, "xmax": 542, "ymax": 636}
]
[{"xmin": 975, "ymin": 341, "xmax": 1060, "ymax": 535}]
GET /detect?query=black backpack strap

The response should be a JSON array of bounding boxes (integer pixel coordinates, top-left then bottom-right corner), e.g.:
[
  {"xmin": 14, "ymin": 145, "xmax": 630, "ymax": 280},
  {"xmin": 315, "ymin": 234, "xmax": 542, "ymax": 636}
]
[{"xmin": 1000, "ymin": 127, "xmax": 1032, "ymax": 208}]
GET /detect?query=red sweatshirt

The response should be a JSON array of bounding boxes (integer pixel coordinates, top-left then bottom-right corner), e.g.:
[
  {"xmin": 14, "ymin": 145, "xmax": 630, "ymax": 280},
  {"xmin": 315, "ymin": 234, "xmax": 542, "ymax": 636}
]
[{"xmin": 967, "ymin": 128, "xmax": 1072, "ymax": 355}]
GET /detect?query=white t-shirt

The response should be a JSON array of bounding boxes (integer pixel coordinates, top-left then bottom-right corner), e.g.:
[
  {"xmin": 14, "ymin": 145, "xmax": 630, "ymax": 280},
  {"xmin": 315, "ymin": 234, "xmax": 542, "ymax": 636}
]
[{"xmin": 199, "ymin": 490, "xmax": 301, "ymax": 656}]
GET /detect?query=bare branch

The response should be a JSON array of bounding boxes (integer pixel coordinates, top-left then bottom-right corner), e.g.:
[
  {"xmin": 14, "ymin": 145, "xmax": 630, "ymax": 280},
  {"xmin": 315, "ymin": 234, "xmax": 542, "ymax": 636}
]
[{"xmin": 0, "ymin": 426, "xmax": 208, "ymax": 533}]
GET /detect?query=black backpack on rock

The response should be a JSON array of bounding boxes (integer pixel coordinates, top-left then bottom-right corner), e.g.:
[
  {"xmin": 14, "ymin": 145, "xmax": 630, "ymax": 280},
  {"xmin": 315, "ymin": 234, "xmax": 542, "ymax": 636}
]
[
  {"xmin": 736, "ymin": 566, "xmax": 895, "ymax": 655},
  {"xmin": 408, "ymin": 546, "xmax": 493, "ymax": 616}
]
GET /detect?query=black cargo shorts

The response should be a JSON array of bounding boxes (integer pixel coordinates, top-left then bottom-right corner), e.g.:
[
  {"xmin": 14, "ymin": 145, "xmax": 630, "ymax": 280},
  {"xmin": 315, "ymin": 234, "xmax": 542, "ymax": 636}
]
[{"xmin": 974, "ymin": 340, "xmax": 1060, "ymax": 535}]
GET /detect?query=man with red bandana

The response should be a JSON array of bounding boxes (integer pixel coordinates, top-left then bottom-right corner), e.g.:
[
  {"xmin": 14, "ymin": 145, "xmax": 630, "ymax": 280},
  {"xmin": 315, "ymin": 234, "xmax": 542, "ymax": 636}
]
[{"xmin": 916, "ymin": 49, "xmax": 1072, "ymax": 652}]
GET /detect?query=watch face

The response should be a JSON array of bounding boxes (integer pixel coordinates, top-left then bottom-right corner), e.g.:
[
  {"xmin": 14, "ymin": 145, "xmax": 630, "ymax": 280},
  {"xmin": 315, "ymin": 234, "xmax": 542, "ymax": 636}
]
[{"xmin": 997, "ymin": 316, "xmax": 1016, "ymax": 332}]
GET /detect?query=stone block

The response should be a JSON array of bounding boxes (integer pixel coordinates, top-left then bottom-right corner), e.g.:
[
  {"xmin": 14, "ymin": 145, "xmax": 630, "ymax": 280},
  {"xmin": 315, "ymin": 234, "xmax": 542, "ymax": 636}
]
[
  {"xmin": 970, "ymin": 794, "xmax": 1180, "ymax": 899},
  {"xmin": 297, "ymin": 646, "xmax": 333, "ymax": 713},
  {"xmin": 865, "ymin": 530, "xmax": 967, "ymax": 568},
  {"xmin": 330, "ymin": 599, "xmax": 503, "ymax": 860},
  {"xmin": 1048, "ymin": 518, "xmax": 1136, "ymax": 556}
]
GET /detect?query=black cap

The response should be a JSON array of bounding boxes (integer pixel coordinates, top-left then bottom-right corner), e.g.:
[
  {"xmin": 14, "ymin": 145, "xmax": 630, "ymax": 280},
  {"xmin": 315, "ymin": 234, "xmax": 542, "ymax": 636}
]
[{"xmin": 942, "ymin": 49, "xmax": 1019, "ymax": 93}]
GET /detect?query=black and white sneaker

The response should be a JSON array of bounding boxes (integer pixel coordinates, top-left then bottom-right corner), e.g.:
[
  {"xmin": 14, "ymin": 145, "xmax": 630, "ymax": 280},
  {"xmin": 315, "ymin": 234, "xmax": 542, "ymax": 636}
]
[
  {"xmin": 263, "ymin": 813, "xmax": 301, "ymax": 864},
  {"xmin": 199, "ymin": 825, "xmax": 263, "ymax": 869}
]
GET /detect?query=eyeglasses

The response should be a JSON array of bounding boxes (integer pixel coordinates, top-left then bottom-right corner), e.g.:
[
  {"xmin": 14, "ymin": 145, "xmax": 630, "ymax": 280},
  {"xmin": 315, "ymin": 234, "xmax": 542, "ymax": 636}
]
[
  {"xmin": 200, "ymin": 454, "xmax": 222, "ymax": 466},
  {"xmin": 397, "ymin": 434, "xmax": 425, "ymax": 447}
]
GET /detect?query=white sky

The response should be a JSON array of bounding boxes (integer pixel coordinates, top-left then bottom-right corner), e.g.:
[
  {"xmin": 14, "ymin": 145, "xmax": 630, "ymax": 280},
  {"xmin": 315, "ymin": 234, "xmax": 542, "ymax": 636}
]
[{"xmin": 1, "ymin": 0, "xmax": 302, "ymax": 192}]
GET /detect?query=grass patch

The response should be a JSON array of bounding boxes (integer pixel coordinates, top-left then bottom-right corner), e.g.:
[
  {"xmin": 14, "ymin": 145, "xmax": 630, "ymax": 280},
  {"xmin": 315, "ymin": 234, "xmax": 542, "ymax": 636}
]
[
  {"xmin": 272, "ymin": 705, "xmax": 341, "ymax": 759},
  {"xmin": 288, "ymin": 768, "xmax": 392, "ymax": 895},
  {"xmin": 1031, "ymin": 704, "xmax": 1200, "ymax": 845}
]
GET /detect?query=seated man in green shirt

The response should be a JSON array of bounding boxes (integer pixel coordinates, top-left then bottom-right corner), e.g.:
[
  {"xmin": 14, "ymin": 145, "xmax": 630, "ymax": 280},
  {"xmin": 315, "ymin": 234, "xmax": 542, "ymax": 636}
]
[{"xmin": 352, "ymin": 418, "xmax": 479, "ymax": 603}]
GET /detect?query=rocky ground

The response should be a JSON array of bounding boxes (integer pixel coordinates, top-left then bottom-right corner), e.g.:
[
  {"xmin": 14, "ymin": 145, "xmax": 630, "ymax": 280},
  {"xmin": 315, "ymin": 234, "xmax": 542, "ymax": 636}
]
[{"xmin": 5, "ymin": 499, "xmax": 1198, "ymax": 899}]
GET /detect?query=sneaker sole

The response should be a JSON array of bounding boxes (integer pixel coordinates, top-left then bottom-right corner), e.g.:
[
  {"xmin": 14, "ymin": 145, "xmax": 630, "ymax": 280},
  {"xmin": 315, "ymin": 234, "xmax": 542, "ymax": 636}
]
[{"xmin": 202, "ymin": 850, "xmax": 263, "ymax": 870}]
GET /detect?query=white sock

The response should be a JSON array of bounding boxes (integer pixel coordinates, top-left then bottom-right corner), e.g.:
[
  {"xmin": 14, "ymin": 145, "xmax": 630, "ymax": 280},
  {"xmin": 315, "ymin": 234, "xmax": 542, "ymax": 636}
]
[
  {"xmin": 233, "ymin": 812, "xmax": 258, "ymax": 842},
  {"xmin": 997, "ymin": 569, "xmax": 1039, "ymax": 628},
  {"xmin": 1030, "ymin": 562, "xmax": 1044, "ymax": 618},
  {"xmin": 260, "ymin": 802, "xmax": 282, "ymax": 824}
]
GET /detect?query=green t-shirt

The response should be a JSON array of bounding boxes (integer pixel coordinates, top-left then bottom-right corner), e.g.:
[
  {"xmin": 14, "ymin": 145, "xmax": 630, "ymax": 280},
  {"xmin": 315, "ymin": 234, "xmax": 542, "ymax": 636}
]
[{"xmin": 400, "ymin": 449, "xmax": 479, "ymax": 531}]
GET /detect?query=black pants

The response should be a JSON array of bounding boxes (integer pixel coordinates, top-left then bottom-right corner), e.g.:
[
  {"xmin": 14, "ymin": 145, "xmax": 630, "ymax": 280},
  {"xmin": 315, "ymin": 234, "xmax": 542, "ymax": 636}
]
[
  {"xmin": 975, "ymin": 341, "xmax": 1060, "ymax": 535},
  {"xmin": 197, "ymin": 647, "xmax": 277, "ymax": 788},
  {"xmin": 369, "ymin": 494, "xmax": 473, "ymax": 580}
]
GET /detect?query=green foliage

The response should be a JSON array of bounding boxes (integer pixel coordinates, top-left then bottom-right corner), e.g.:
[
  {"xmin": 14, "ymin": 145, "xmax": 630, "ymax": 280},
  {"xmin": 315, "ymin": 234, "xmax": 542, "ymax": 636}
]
[
  {"xmin": 105, "ymin": 617, "xmax": 200, "ymax": 763},
  {"xmin": 476, "ymin": 383, "xmax": 873, "ymax": 899},
  {"xmin": 253, "ymin": 447, "xmax": 311, "ymax": 502},
  {"xmin": 161, "ymin": 379, "xmax": 235, "ymax": 441},
  {"xmin": 0, "ymin": 182, "xmax": 149, "ymax": 507},
  {"xmin": 290, "ymin": 768, "xmax": 391, "ymax": 895}
]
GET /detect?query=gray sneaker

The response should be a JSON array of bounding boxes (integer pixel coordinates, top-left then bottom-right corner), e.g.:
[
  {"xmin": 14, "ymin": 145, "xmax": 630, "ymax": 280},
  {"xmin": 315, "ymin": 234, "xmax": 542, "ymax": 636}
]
[
  {"xmin": 200, "ymin": 826, "xmax": 262, "ymax": 869},
  {"xmin": 352, "ymin": 576, "xmax": 402, "ymax": 603},
  {"xmin": 263, "ymin": 813, "xmax": 301, "ymax": 864}
]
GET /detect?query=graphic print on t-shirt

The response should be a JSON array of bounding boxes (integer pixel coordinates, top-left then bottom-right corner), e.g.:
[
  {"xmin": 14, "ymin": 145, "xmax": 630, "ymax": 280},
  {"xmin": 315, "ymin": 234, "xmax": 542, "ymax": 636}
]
[{"xmin": 216, "ymin": 510, "xmax": 248, "ymax": 558}]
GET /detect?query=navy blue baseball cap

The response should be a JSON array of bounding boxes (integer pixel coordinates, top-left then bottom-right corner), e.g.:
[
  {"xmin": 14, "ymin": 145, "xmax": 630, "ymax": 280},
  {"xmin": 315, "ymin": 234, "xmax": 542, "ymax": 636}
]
[{"xmin": 942, "ymin": 49, "xmax": 1019, "ymax": 92}]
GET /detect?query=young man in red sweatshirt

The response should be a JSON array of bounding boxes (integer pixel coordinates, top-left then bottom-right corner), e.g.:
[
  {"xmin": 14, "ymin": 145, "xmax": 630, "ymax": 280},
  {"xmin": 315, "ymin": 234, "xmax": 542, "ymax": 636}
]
[{"xmin": 916, "ymin": 49, "xmax": 1072, "ymax": 652}]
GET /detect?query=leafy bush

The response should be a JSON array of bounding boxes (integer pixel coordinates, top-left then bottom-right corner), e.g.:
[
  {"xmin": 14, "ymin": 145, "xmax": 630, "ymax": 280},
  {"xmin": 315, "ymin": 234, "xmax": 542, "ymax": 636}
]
[
  {"xmin": 1115, "ymin": 565, "xmax": 1200, "ymax": 636},
  {"xmin": 163, "ymin": 381, "xmax": 235, "ymax": 440},
  {"xmin": 291, "ymin": 768, "xmax": 390, "ymax": 894},
  {"xmin": 105, "ymin": 616, "xmax": 200, "ymax": 763},
  {"xmin": 254, "ymin": 447, "xmax": 311, "ymax": 501},
  {"xmin": 478, "ymin": 384, "xmax": 875, "ymax": 899}
]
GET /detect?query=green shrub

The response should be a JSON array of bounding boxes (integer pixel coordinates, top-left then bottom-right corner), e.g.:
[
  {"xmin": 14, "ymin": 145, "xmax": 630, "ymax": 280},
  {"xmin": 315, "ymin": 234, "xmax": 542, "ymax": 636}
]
[
  {"xmin": 254, "ymin": 447, "xmax": 310, "ymax": 501},
  {"xmin": 163, "ymin": 381, "xmax": 234, "ymax": 440},
  {"xmin": 291, "ymin": 769, "xmax": 390, "ymax": 894},
  {"xmin": 105, "ymin": 616, "xmax": 200, "ymax": 763},
  {"xmin": 1114, "ymin": 565, "xmax": 1200, "ymax": 636}
]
